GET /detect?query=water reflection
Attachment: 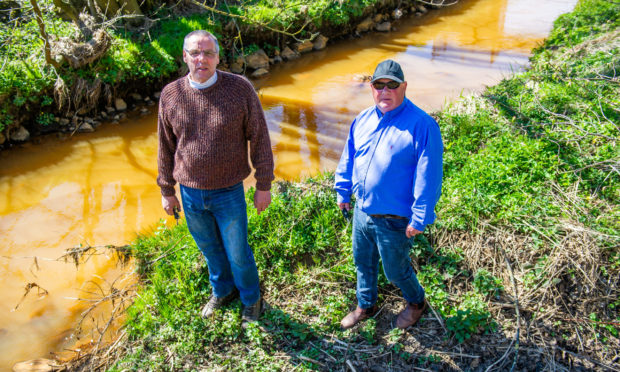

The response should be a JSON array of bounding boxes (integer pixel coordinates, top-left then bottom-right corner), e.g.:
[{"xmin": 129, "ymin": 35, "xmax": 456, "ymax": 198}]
[
  {"xmin": 0, "ymin": 0, "xmax": 577, "ymax": 368},
  {"xmin": 263, "ymin": 97, "xmax": 353, "ymax": 179}
]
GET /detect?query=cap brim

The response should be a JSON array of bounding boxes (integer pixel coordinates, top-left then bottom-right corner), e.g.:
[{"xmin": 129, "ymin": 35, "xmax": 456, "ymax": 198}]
[{"xmin": 371, "ymin": 74, "xmax": 404, "ymax": 83}]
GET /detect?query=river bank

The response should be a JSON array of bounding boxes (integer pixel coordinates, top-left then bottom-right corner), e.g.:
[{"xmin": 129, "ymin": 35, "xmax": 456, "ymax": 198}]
[
  {"xmin": 51, "ymin": 0, "xmax": 619, "ymax": 370},
  {"xmin": 0, "ymin": 0, "xmax": 449, "ymax": 149}
]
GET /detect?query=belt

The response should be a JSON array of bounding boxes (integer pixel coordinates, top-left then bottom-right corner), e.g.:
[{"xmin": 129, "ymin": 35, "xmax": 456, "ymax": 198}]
[{"xmin": 370, "ymin": 214, "xmax": 408, "ymax": 220}]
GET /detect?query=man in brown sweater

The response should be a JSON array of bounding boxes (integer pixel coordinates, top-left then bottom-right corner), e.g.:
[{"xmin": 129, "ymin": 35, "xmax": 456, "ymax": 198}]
[{"xmin": 157, "ymin": 30, "xmax": 274, "ymax": 327}]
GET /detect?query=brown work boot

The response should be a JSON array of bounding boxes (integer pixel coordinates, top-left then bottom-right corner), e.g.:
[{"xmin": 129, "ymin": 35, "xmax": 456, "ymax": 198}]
[
  {"xmin": 395, "ymin": 300, "xmax": 426, "ymax": 329},
  {"xmin": 340, "ymin": 305, "xmax": 377, "ymax": 330},
  {"xmin": 241, "ymin": 297, "xmax": 264, "ymax": 329},
  {"xmin": 201, "ymin": 289, "xmax": 239, "ymax": 318}
]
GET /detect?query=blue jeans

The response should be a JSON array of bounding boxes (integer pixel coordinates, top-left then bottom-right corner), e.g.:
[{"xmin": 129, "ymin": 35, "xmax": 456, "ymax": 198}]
[
  {"xmin": 352, "ymin": 207, "xmax": 425, "ymax": 309},
  {"xmin": 180, "ymin": 183, "xmax": 260, "ymax": 306}
]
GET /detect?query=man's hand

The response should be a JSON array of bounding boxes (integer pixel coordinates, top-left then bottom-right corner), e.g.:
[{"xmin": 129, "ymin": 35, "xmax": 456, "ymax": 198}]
[
  {"xmin": 254, "ymin": 190, "xmax": 271, "ymax": 215},
  {"xmin": 338, "ymin": 202, "xmax": 351, "ymax": 211},
  {"xmin": 406, "ymin": 225, "xmax": 423, "ymax": 238},
  {"xmin": 162, "ymin": 195, "xmax": 181, "ymax": 216}
]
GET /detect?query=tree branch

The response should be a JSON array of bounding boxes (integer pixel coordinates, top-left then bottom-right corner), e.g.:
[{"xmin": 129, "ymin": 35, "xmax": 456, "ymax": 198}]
[{"xmin": 29, "ymin": 0, "xmax": 61, "ymax": 69}]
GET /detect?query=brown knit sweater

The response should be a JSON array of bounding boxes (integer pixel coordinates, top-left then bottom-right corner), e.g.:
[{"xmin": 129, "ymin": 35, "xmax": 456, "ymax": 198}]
[{"xmin": 157, "ymin": 71, "xmax": 274, "ymax": 196}]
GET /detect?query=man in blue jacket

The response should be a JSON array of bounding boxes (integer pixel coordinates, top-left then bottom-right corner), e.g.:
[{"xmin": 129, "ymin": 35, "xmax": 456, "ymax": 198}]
[{"xmin": 335, "ymin": 59, "xmax": 443, "ymax": 330}]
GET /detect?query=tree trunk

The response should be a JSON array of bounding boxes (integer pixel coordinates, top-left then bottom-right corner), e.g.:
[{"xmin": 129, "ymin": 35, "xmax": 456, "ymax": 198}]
[
  {"xmin": 92, "ymin": 0, "xmax": 120, "ymax": 19},
  {"xmin": 118, "ymin": 0, "xmax": 144, "ymax": 26},
  {"xmin": 30, "ymin": 0, "xmax": 61, "ymax": 69},
  {"xmin": 52, "ymin": 0, "xmax": 93, "ymax": 39}
]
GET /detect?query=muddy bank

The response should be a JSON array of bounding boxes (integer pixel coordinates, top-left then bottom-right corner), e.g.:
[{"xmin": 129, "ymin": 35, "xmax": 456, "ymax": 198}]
[{"xmin": 0, "ymin": 0, "xmax": 447, "ymax": 150}]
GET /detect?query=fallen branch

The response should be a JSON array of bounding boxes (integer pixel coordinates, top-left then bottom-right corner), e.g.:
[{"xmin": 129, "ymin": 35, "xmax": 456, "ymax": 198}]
[{"xmin": 12, "ymin": 282, "xmax": 49, "ymax": 311}]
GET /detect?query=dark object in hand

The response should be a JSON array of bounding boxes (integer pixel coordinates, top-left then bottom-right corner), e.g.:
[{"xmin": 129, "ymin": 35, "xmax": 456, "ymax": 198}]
[{"xmin": 341, "ymin": 208, "xmax": 351, "ymax": 220}]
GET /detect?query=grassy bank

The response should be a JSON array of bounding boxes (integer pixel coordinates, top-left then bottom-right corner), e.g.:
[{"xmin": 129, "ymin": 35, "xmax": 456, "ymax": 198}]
[
  {"xmin": 0, "ymin": 0, "xmax": 424, "ymax": 141},
  {"xmin": 68, "ymin": 0, "xmax": 619, "ymax": 370}
]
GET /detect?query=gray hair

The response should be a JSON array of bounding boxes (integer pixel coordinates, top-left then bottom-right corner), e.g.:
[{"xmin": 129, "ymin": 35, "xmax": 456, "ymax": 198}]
[{"xmin": 183, "ymin": 30, "xmax": 220, "ymax": 53}]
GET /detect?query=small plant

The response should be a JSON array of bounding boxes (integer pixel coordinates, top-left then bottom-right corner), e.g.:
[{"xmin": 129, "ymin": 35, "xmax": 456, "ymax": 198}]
[
  {"xmin": 387, "ymin": 327, "xmax": 403, "ymax": 342},
  {"xmin": 244, "ymin": 321, "xmax": 265, "ymax": 346},
  {"xmin": 36, "ymin": 112, "xmax": 54, "ymax": 126},
  {"xmin": 445, "ymin": 292, "xmax": 496, "ymax": 343},
  {"xmin": 360, "ymin": 318, "xmax": 376, "ymax": 344},
  {"xmin": 472, "ymin": 269, "xmax": 503, "ymax": 298}
]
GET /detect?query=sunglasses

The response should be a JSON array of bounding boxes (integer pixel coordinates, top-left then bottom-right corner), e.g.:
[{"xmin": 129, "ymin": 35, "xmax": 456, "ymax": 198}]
[{"xmin": 372, "ymin": 81, "xmax": 401, "ymax": 90}]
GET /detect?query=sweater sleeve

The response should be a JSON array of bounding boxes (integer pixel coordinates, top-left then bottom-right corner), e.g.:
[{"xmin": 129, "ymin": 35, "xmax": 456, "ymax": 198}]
[
  {"xmin": 244, "ymin": 84, "xmax": 275, "ymax": 191},
  {"xmin": 156, "ymin": 89, "xmax": 178, "ymax": 197}
]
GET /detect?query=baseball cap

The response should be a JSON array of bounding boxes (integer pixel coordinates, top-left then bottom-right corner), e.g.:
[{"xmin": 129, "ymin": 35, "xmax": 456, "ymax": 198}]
[{"xmin": 371, "ymin": 59, "xmax": 404, "ymax": 83}]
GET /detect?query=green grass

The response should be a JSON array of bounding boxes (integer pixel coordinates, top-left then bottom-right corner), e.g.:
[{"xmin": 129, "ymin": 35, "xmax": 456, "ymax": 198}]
[{"xmin": 112, "ymin": 173, "xmax": 501, "ymax": 370}]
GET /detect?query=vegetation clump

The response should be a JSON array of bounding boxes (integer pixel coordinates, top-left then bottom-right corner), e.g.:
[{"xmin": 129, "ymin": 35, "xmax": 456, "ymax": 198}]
[{"xmin": 56, "ymin": 0, "xmax": 619, "ymax": 370}]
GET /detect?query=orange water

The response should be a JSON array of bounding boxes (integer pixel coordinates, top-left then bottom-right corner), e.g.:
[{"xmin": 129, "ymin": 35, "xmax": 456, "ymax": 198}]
[{"xmin": 0, "ymin": 0, "xmax": 577, "ymax": 368}]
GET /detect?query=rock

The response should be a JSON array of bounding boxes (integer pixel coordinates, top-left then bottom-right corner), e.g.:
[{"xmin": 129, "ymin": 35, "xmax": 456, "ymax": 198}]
[
  {"xmin": 246, "ymin": 49, "xmax": 269, "ymax": 70},
  {"xmin": 59, "ymin": 118, "xmax": 70, "ymax": 126},
  {"xmin": 234, "ymin": 55, "xmax": 245, "ymax": 65},
  {"xmin": 105, "ymin": 106, "xmax": 115, "ymax": 113},
  {"xmin": 356, "ymin": 17, "xmax": 374, "ymax": 33},
  {"xmin": 78, "ymin": 122, "xmax": 94, "ymax": 133},
  {"xmin": 153, "ymin": 91, "xmax": 161, "ymax": 99},
  {"xmin": 230, "ymin": 62, "xmax": 244, "ymax": 74},
  {"xmin": 281, "ymin": 46, "xmax": 299, "ymax": 61},
  {"xmin": 114, "ymin": 98, "xmax": 127, "ymax": 111},
  {"xmin": 415, "ymin": 4, "xmax": 427, "ymax": 13},
  {"xmin": 100, "ymin": 111, "xmax": 108, "ymax": 119},
  {"xmin": 392, "ymin": 8, "xmax": 403, "ymax": 19},
  {"xmin": 251, "ymin": 68, "xmax": 269, "ymax": 78},
  {"xmin": 140, "ymin": 108, "xmax": 150, "ymax": 116},
  {"xmin": 375, "ymin": 21, "xmax": 391, "ymax": 32},
  {"xmin": 130, "ymin": 93, "xmax": 142, "ymax": 101},
  {"xmin": 470, "ymin": 358, "xmax": 480, "ymax": 369},
  {"xmin": 295, "ymin": 40, "xmax": 314, "ymax": 54},
  {"xmin": 313, "ymin": 34, "xmax": 328, "ymax": 50},
  {"xmin": 373, "ymin": 14, "xmax": 383, "ymax": 23},
  {"xmin": 12, "ymin": 358, "xmax": 58, "ymax": 372},
  {"xmin": 273, "ymin": 55, "xmax": 283, "ymax": 64},
  {"xmin": 10, "ymin": 126, "xmax": 29, "ymax": 142},
  {"xmin": 0, "ymin": 131, "xmax": 5, "ymax": 145}
]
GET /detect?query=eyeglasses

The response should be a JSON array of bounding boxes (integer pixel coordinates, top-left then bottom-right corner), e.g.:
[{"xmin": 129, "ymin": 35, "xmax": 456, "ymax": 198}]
[
  {"xmin": 185, "ymin": 49, "xmax": 218, "ymax": 58},
  {"xmin": 372, "ymin": 81, "xmax": 401, "ymax": 90}
]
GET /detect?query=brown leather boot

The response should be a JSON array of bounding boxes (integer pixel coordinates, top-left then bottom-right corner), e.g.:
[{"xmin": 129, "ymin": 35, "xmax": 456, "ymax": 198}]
[
  {"xmin": 395, "ymin": 301, "xmax": 426, "ymax": 329},
  {"xmin": 340, "ymin": 305, "xmax": 377, "ymax": 330}
]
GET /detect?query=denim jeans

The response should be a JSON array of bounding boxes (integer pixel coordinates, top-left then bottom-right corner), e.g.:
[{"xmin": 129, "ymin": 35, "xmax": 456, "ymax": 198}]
[
  {"xmin": 180, "ymin": 183, "xmax": 260, "ymax": 306},
  {"xmin": 352, "ymin": 207, "xmax": 425, "ymax": 309}
]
